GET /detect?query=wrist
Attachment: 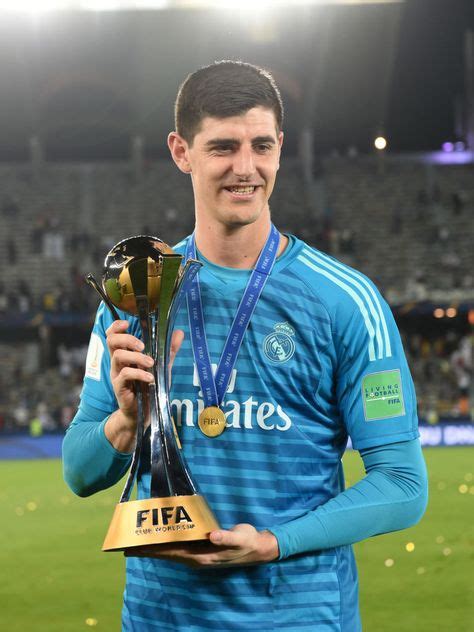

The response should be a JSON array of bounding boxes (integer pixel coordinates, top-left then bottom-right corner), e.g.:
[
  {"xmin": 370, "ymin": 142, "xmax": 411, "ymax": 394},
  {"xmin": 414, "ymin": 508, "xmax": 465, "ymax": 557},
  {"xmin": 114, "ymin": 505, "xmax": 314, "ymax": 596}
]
[
  {"xmin": 259, "ymin": 530, "xmax": 280, "ymax": 562},
  {"xmin": 104, "ymin": 409, "xmax": 137, "ymax": 453}
]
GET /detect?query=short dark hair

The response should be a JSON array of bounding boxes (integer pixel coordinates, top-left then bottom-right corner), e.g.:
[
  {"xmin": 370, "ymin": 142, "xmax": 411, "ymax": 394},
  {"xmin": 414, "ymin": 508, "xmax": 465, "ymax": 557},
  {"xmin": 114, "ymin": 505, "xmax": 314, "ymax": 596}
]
[{"xmin": 174, "ymin": 60, "xmax": 284, "ymax": 145}]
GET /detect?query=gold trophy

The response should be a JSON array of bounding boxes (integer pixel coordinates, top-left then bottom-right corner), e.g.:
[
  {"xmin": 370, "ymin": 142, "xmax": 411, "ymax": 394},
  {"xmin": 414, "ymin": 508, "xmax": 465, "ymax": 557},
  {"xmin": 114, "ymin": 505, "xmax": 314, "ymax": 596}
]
[{"xmin": 86, "ymin": 235, "xmax": 219, "ymax": 553}]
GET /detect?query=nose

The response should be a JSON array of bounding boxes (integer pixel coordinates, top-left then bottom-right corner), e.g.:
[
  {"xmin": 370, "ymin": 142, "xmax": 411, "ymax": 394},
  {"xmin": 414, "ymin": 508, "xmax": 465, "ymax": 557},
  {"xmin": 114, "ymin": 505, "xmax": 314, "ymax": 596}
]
[{"xmin": 232, "ymin": 146, "xmax": 255, "ymax": 180}]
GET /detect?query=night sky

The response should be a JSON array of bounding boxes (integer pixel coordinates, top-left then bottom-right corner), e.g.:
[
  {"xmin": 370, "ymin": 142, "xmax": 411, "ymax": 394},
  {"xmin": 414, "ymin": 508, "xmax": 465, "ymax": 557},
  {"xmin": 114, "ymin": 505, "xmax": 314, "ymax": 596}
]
[{"xmin": 388, "ymin": 0, "xmax": 474, "ymax": 150}]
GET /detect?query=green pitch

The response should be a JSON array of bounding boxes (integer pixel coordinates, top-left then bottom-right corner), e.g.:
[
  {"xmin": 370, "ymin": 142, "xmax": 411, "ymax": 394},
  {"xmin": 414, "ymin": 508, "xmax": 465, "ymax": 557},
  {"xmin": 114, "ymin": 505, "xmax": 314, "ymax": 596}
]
[{"xmin": 0, "ymin": 448, "xmax": 473, "ymax": 631}]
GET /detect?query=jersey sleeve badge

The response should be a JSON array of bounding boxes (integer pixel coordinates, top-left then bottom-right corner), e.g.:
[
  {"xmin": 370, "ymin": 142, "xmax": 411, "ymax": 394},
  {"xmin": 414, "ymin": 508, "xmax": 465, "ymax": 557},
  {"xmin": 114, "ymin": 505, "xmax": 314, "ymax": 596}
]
[
  {"xmin": 362, "ymin": 369, "xmax": 405, "ymax": 421},
  {"xmin": 85, "ymin": 332, "xmax": 105, "ymax": 381}
]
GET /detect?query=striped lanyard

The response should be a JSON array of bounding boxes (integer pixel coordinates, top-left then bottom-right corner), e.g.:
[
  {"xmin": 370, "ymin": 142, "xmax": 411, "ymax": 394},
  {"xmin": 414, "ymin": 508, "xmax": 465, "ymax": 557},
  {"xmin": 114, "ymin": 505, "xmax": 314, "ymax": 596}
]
[{"xmin": 185, "ymin": 224, "xmax": 280, "ymax": 409}]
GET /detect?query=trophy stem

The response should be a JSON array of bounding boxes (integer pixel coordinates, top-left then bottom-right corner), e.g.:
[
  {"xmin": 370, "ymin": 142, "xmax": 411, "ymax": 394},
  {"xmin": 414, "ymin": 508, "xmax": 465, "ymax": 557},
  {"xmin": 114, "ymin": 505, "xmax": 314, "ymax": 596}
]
[
  {"xmin": 150, "ymin": 255, "xmax": 197, "ymax": 498},
  {"xmin": 119, "ymin": 385, "xmax": 146, "ymax": 503},
  {"xmin": 127, "ymin": 258, "xmax": 173, "ymax": 497}
]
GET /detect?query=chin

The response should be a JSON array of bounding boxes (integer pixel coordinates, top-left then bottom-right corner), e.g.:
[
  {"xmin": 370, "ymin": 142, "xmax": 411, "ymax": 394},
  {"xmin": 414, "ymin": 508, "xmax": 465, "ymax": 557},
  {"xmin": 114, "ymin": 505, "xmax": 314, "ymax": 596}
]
[{"xmin": 219, "ymin": 207, "xmax": 266, "ymax": 228}]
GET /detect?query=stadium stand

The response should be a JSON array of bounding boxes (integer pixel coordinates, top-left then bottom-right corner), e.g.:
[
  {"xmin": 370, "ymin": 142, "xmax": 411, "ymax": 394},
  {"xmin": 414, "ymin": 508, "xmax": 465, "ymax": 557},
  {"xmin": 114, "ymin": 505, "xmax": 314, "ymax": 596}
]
[
  {"xmin": 323, "ymin": 156, "xmax": 474, "ymax": 303},
  {"xmin": 0, "ymin": 156, "xmax": 472, "ymax": 430}
]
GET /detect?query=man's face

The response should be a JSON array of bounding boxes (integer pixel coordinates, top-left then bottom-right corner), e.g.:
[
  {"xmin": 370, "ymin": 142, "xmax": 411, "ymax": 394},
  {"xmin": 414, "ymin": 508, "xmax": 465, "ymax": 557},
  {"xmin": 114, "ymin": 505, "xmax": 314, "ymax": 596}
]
[{"xmin": 181, "ymin": 107, "xmax": 283, "ymax": 228}]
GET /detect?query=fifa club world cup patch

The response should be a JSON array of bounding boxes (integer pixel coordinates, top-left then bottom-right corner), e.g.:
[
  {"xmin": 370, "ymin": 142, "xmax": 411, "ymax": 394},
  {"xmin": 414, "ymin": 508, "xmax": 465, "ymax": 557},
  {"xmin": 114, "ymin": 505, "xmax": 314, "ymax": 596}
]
[
  {"xmin": 85, "ymin": 332, "xmax": 104, "ymax": 381},
  {"xmin": 362, "ymin": 369, "xmax": 405, "ymax": 421}
]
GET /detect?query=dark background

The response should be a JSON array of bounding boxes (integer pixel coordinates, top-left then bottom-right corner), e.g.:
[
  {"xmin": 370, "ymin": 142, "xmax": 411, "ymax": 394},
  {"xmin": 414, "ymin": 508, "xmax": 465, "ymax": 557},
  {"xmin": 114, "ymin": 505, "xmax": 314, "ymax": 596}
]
[{"xmin": 0, "ymin": 0, "xmax": 473, "ymax": 160}]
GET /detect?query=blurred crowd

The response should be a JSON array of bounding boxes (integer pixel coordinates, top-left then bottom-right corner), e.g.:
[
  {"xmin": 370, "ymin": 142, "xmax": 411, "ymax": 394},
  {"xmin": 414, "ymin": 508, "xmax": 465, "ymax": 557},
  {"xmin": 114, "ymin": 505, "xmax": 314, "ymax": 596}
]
[
  {"xmin": 0, "ymin": 331, "xmax": 471, "ymax": 434},
  {"xmin": 404, "ymin": 331, "xmax": 472, "ymax": 423},
  {"xmin": 322, "ymin": 157, "xmax": 474, "ymax": 303},
  {"xmin": 0, "ymin": 343, "xmax": 86, "ymax": 434},
  {"xmin": 1, "ymin": 156, "xmax": 473, "ymax": 310},
  {"xmin": 0, "ymin": 156, "xmax": 473, "ymax": 433}
]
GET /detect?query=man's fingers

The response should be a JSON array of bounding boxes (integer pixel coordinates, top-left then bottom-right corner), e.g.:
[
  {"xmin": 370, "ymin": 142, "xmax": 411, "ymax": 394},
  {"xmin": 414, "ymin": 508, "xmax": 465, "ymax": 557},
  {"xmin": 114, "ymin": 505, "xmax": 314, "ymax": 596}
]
[
  {"xmin": 125, "ymin": 541, "xmax": 216, "ymax": 558},
  {"xmin": 105, "ymin": 319, "xmax": 129, "ymax": 336},
  {"xmin": 107, "ymin": 333, "xmax": 145, "ymax": 355},
  {"xmin": 114, "ymin": 366, "xmax": 155, "ymax": 386},
  {"xmin": 111, "ymin": 349, "xmax": 154, "ymax": 374},
  {"xmin": 123, "ymin": 526, "xmax": 264, "ymax": 567},
  {"xmin": 106, "ymin": 320, "xmax": 144, "ymax": 354},
  {"xmin": 209, "ymin": 529, "xmax": 243, "ymax": 548}
]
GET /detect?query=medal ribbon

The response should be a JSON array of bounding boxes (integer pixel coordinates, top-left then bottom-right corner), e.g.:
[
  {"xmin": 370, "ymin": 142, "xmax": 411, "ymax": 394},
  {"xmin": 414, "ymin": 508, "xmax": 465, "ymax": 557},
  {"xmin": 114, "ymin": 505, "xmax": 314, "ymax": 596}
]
[{"xmin": 186, "ymin": 224, "xmax": 280, "ymax": 408}]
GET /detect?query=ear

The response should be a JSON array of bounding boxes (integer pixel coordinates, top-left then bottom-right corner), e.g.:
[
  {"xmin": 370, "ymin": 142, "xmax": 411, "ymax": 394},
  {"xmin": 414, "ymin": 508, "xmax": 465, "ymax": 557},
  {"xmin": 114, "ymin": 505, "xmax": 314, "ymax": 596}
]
[
  {"xmin": 168, "ymin": 132, "xmax": 192, "ymax": 174},
  {"xmin": 276, "ymin": 131, "xmax": 284, "ymax": 170}
]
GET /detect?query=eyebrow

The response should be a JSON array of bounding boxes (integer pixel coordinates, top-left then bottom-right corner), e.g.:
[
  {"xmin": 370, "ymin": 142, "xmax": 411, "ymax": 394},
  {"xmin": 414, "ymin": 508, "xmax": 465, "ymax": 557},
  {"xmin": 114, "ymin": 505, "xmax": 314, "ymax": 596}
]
[{"xmin": 205, "ymin": 135, "xmax": 277, "ymax": 147}]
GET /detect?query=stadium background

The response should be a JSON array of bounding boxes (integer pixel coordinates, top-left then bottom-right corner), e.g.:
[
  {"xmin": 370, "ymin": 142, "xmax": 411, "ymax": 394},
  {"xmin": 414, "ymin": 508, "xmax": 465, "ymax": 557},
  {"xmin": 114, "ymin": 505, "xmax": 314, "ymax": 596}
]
[{"xmin": 0, "ymin": 0, "xmax": 473, "ymax": 630}]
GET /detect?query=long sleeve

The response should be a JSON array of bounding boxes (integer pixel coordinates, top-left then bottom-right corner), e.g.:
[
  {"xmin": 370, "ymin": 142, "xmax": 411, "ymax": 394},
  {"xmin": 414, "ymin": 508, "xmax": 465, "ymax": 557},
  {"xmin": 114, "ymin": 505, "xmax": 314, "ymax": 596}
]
[
  {"xmin": 269, "ymin": 438, "xmax": 428, "ymax": 559},
  {"xmin": 62, "ymin": 400, "xmax": 132, "ymax": 497}
]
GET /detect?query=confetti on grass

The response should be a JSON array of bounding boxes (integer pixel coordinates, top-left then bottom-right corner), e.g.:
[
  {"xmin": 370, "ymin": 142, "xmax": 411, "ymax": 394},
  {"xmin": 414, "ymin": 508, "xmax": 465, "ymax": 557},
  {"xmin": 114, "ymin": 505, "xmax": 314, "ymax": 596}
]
[{"xmin": 85, "ymin": 618, "xmax": 98, "ymax": 627}]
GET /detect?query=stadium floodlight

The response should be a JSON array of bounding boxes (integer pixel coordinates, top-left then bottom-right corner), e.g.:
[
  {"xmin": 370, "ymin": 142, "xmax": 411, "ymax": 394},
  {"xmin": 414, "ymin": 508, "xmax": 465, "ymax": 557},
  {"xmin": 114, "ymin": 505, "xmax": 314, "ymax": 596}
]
[
  {"xmin": 0, "ymin": 0, "xmax": 167, "ymax": 9},
  {"xmin": 374, "ymin": 136, "xmax": 387, "ymax": 150},
  {"xmin": 216, "ymin": 0, "xmax": 273, "ymax": 7},
  {"xmin": 180, "ymin": 0, "xmax": 404, "ymax": 6},
  {"xmin": 0, "ymin": 0, "xmax": 405, "ymax": 9},
  {"xmin": 81, "ymin": 0, "xmax": 126, "ymax": 9},
  {"xmin": 0, "ymin": 0, "xmax": 63, "ymax": 10},
  {"xmin": 442, "ymin": 142, "xmax": 454, "ymax": 152}
]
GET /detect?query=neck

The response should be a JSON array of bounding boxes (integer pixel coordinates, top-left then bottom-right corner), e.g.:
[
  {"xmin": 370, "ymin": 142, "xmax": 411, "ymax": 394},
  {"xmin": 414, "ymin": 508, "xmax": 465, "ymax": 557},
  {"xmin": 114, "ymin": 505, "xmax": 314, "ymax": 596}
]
[{"xmin": 194, "ymin": 212, "xmax": 288, "ymax": 269}]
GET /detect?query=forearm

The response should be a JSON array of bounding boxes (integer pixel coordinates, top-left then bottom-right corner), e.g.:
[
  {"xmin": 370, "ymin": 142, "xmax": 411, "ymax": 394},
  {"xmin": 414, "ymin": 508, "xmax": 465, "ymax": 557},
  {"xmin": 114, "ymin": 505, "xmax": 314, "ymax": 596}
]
[
  {"xmin": 62, "ymin": 401, "xmax": 132, "ymax": 497},
  {"xmin": 270, "ymin": 439, "xmax": 428, "ymax": 559}
]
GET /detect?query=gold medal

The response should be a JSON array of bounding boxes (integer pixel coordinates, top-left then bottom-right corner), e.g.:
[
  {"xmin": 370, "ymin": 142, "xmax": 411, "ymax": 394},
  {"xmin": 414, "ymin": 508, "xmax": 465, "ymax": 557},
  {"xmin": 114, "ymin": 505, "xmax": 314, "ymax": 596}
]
[{"xmin": 198, "ymin": 406, "xmax": 226, "ymax": 438}]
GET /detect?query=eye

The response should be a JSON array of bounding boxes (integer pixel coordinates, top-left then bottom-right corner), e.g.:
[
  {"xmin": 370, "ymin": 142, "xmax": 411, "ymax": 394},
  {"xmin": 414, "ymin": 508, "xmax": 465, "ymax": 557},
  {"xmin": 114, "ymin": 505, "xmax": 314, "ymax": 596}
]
[
  {"xmin": 211, "ymin": 144, "xmax": 234, "ymax": 155},
  {"xmin": 254, "ymin": 144, "xmax": 272, "ymax": 153}
]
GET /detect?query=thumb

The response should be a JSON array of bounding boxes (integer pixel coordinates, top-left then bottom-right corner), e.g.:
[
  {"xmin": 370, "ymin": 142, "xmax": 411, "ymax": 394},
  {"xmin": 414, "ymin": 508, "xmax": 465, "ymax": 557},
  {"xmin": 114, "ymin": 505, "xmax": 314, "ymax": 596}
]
[{"xmin": 209, "ymin": 524, "xmax": 255, "ymax": 547}]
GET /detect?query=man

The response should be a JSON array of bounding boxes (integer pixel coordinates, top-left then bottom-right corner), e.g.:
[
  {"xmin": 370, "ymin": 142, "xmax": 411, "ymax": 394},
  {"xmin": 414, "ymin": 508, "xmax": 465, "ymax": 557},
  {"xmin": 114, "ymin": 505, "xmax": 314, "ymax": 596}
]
[{"xmin": 63, "ymin": 61, "xmax": 428, "ymax": 631}]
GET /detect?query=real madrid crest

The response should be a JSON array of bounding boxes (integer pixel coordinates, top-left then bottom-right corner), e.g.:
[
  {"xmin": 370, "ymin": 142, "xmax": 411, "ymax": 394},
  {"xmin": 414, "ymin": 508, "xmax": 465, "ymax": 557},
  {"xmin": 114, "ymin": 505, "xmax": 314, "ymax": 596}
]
[{"xmin": 263, "ymin": 322, "xmax": 296, "ymax": 364}]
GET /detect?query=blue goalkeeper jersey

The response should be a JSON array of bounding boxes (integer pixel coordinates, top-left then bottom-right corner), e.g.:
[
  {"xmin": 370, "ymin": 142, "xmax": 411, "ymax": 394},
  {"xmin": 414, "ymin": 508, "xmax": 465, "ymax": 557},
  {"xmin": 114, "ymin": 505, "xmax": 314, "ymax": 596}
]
[{"xmin": 80, "ymin": 234, "xmax": 419, "ymax": 631}]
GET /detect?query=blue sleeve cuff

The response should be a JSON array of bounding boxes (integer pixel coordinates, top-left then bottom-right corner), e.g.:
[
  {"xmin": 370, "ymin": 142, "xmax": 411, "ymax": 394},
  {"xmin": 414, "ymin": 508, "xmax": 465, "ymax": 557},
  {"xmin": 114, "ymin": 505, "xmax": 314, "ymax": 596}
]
[
  {"xmin": 269, "ymin": 513, "xmax": 330, "ymax": 560},
  {"xmin": 63, "ymin": 402, "xmax": 132, "ymax": 496},
  {"xmin": 97, "ymin": 415, "xmax": 134, "ymax": 458}
]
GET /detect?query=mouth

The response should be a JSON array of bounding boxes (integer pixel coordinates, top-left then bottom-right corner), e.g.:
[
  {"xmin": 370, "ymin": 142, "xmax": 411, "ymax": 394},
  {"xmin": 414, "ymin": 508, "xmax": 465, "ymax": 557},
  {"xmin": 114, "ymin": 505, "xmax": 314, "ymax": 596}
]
[{"xmin": 223, "ymin": 185, "xmax": 260, "ymax": 198}]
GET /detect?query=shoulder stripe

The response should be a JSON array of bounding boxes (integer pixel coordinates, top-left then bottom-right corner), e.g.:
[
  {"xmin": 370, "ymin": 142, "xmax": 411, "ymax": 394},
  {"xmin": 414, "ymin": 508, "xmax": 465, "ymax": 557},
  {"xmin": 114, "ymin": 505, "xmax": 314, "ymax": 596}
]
[
  {"xmin": 307, "ymin": 248, "xmax": 392, "ymax": 357},
  {"xmin": 298, "ymin": 254, "xmax": 376, "ymax": 361},
  {"xmin": 173, "ymin": 238, "xmax": 187, "ymax": 250},
  {"xmin": 302, "ymin": 248, "xmax": 391, "ymax": 359}
]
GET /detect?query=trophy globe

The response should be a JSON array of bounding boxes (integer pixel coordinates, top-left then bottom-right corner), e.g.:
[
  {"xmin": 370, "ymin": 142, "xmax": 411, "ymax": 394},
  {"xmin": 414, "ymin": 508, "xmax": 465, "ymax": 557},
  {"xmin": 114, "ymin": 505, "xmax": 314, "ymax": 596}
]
[{"xmin": 102, "ymin": 235, "xmax": 176, "ymax": 315}]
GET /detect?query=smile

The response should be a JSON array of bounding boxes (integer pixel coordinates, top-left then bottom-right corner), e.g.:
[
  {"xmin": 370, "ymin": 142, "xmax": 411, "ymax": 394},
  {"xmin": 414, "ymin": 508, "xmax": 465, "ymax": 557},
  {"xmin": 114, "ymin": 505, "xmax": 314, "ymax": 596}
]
[{"xmin": 224, "ymin": 185, "xmax": 258, "ymax": 196}]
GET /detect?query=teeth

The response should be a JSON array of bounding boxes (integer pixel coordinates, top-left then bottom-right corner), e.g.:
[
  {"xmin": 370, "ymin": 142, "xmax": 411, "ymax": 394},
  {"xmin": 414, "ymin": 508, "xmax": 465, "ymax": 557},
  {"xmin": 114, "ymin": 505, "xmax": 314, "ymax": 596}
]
[{"xmin": 229, "ymin": 186, "xmax": 255, "ymax": 194}]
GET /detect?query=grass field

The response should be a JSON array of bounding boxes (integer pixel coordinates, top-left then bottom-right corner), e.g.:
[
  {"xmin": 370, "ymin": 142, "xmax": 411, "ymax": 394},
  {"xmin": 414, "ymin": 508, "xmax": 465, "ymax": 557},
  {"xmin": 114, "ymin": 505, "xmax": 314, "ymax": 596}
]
[{"xmin": 1, "ymin": 448, "xmax": 473, "ymax": 632}]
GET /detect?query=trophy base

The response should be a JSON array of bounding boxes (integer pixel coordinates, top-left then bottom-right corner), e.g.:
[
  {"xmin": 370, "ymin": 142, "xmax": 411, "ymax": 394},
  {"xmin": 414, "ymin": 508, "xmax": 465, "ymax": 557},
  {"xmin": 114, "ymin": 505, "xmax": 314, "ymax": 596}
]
[{"xmin": 102, "ymin": 494, "xmax": 220, "ymax": 552}]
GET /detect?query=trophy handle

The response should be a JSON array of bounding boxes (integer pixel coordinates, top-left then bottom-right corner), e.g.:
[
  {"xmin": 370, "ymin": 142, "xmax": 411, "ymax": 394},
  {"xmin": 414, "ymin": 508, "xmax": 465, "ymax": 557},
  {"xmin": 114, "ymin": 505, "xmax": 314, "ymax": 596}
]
[
  {"xmin": 85, "ymin": 273, "xmax": 146, "ymax": 504},
  {"xmin": 119, "ymin": 383, "xmax": 146, "ymax": 503},
  {"xmin": 85, "ymin": 274, "xmax": 121, "ymax": 321}
]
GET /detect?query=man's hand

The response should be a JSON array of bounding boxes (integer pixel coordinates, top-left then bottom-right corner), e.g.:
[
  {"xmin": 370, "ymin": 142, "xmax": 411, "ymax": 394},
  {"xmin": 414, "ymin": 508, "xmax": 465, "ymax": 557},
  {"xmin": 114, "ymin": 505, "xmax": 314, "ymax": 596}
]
[
  {"xmin": 104, "ymin": 320, "xmax": 184, "ymax": 453},
  {"xmin": 107, "ymin": 320, "xmax": 154, "ymax": 422},
  {"xmin": 125, "ymin": 524, "xmax": 279, "ymax": 568}
]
